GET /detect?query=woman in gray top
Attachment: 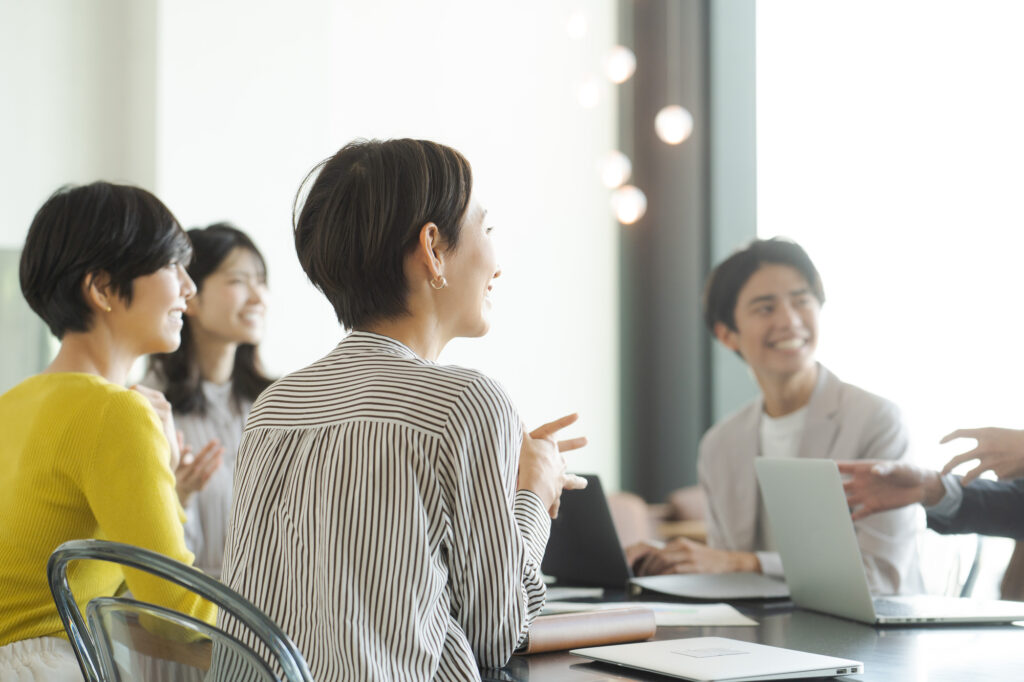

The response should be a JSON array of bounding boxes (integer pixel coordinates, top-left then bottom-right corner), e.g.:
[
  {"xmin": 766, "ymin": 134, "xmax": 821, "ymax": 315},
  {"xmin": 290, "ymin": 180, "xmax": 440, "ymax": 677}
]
[{"xmin": 146, "ymin": 223, "xmax": 273, "ymax": 579}]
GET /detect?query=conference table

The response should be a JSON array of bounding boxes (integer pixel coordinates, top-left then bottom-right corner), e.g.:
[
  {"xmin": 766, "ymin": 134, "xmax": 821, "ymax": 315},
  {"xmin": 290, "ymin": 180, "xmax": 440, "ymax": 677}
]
[{"xmin": 487, "ymin": 600, "xmax": 1024, "ymax": 681}]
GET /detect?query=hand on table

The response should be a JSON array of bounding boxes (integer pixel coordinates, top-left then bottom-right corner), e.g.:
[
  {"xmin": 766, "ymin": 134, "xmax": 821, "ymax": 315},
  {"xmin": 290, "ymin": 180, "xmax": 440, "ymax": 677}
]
[
  {"xmin": 630, "ymin": 537, "xmax": 759, "ymax": 576},
  {"xmin": 517, "ymin": 412, "xmax": 588, "ymax": 518},
  {"xmin": 940, "ymin": 427, "xmax": 1024, "ymax": 485},
  {"xmin": 838, "ymin": 460, "xmax": 944, "ymax": 520}
]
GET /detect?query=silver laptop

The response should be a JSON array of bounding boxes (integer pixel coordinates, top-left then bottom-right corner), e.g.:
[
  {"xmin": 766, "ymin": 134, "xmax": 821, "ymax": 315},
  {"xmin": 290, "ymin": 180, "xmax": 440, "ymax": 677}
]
[
  {"xmin": 571, "ymin": 636, "xmax": 862, "ymax": 681},
  {"xmin": 755, "ymin": 458, "xmax": 1024, "ymax": 625}
]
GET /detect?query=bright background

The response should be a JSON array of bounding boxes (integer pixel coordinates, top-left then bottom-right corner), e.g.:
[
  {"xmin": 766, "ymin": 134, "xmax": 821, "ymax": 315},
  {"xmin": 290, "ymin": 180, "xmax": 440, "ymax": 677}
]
[
  {"xmin": 757, "ymin": 0, "xmax": 1024, "ymax": 596},
  {"xmin": 0, "ymin": 0, "xmax": 620, "ymax": 488}
]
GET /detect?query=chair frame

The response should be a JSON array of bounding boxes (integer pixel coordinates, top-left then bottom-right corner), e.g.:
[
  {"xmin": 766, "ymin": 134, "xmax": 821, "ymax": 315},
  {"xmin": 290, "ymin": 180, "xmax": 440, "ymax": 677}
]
[
  {"xmin": 48, "ymin": 538, "xmax": 314, "ymax": 682},
  {"xmin": 87, "ymin": 596, "xmax": 277, "ymax": 678}
]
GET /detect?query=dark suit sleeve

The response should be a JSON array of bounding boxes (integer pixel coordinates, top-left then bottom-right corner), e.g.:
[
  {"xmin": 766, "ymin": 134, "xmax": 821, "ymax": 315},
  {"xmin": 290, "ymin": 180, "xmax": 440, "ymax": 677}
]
[{"xmin": 927, "ymin": 477, "xmax": 1024, "ymax": 540}]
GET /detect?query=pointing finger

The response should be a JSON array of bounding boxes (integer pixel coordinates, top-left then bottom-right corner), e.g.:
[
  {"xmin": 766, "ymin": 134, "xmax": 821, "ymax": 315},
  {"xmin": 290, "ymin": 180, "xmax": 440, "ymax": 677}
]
[{"xmin": 530, "ymin": 413, "xmax": 579, "ymax": 439}]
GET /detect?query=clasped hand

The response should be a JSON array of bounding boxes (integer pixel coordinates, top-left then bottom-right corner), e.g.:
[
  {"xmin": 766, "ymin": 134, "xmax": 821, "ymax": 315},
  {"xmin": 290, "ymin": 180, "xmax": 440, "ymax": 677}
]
[{"xmin": 130, "ymin": 384, "xmax": 224, "ymax": 506}]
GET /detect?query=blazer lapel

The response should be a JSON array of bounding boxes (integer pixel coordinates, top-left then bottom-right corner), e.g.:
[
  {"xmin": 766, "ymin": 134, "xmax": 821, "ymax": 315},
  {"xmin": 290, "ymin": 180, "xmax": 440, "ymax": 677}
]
[
  {"xmin": 797, "ymin": 365, "xmax": 842, "ymax": 460},
  {"xmin": 725, "ymin": 400, "xmax": 763, "ymax": 551}
]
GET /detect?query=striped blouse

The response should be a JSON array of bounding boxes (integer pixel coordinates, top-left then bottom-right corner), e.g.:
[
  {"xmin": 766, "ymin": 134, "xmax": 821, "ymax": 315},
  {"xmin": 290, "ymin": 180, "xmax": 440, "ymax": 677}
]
[{"xmin": 219, "ymin": 331, "xmax": 550, "ymax": 680}]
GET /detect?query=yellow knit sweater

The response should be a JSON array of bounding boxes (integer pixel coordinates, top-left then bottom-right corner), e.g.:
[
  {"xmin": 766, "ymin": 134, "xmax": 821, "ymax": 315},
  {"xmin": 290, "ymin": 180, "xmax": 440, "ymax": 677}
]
[{"xmin": 0, "ymin": 373, "xmax": 216, "ymax": 645}]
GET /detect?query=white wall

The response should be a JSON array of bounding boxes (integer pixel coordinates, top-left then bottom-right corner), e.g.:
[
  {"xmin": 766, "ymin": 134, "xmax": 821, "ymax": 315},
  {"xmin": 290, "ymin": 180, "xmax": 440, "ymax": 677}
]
[
  {"xmin": 0, "ymin": 0, "xmax": 157, "ymax": 248},
  {"xmin": 155, "ymin": 1, "xmax": 620, "ymax": 488}
]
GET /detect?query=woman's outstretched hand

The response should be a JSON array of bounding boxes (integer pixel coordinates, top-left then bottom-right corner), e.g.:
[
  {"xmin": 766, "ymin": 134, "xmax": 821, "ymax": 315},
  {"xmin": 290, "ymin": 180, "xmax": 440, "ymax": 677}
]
[{"xmin": 518, "ymin": 413, "xmax": 588, "ymax": 518}]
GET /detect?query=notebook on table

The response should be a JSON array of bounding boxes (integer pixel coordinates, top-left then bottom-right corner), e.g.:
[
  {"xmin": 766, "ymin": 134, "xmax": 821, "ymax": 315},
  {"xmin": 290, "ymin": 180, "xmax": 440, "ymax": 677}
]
[
  {"xmin": 571, "ymin": 636, "xmax": 863, "ymax": 681},
  {"xmin": 755, "ymin": 458, "xmax": 1024, "ymax": 625}
]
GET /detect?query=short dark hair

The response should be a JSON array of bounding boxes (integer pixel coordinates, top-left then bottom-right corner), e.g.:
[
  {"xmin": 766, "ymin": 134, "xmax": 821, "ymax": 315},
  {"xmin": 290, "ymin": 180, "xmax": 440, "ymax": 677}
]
[
  {"xmin": 148, "ymin": 223, "xmax": 273, "ymax": 415},
  {"xmin": 293, "ymin": 138, "xmax": 473, "ymax": 329},
  {"xmin": 702, "ymin": 237, "xmax": 825, "ymax": 333},
  {"xmin": 20, "ymin": 182, "xmax": 192, "ymax": 339}
]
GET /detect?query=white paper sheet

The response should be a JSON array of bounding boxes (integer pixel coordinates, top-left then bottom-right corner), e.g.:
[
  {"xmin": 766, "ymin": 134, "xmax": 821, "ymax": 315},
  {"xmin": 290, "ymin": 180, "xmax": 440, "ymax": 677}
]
[{"xmin": 542, "ymin": 600, "xmax": 758, "ymax": 627}]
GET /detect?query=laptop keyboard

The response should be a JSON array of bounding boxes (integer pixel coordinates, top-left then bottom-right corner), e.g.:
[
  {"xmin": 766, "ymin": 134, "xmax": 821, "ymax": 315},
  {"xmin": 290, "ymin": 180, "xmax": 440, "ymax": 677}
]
[{"xmin": 873, "ymin": 598, "xmax": 922, "ymax": 617}]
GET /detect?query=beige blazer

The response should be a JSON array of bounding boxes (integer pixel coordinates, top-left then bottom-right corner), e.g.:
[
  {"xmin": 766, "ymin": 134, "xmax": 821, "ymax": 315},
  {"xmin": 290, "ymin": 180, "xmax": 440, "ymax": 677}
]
[{"xmin": 697, "ymin": 365, "xmax": 923, "ymax": 595}]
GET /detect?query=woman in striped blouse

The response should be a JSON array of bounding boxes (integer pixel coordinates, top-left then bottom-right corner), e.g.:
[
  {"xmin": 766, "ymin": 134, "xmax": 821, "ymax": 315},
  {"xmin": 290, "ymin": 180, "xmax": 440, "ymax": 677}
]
[{"xmin": 219, "ymin": 138, "xmax": 587, "ymax": 680}]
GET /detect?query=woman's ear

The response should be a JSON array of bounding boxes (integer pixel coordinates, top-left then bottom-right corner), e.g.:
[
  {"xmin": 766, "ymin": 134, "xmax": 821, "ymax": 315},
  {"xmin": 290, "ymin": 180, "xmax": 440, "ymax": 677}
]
[
  {"xmin": 83, "ymin": 271, "xmax": 114, "ymax": 312},
  {"xmin": 416, "ymin": 222, "xmax": 446, "ymax": 281},
  {"xmin": 714, "ymin": 321, "xmax": 740, "ymax": 353}
]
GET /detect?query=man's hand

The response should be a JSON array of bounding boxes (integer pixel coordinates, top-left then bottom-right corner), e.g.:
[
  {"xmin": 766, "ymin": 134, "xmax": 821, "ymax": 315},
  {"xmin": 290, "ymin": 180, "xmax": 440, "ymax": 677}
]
[
  {"xmin": 838, "ymin": 460, "xmax": 944, "ymax": 520},
  {"xmin": 175, "ymin": 437, "xmax": 225, "ymax": 507},
  {"xmin": 517, "ymin": 413, "xmax": 588, "ymax": 518},
  {"xmin": 632, "ymin": 537, "xmax": 759, "ymax": 576},
  {"xmin": 940, "ymin": 427, "xmax": 1024, "ymax": 485}
]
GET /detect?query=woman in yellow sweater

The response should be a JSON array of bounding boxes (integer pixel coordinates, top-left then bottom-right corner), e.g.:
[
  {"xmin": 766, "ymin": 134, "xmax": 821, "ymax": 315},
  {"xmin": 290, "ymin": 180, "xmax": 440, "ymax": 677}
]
[{"xmin": 0, "ymin": 182, "xmax": 217, "ymax": 681}]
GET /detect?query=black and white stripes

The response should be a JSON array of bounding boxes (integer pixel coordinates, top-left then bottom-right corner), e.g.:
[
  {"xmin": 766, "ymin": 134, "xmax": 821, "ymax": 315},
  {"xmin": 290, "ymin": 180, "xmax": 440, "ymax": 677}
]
[{"xmin": 219, "ymin": 331, "xmax": 549, "ymax": 680}]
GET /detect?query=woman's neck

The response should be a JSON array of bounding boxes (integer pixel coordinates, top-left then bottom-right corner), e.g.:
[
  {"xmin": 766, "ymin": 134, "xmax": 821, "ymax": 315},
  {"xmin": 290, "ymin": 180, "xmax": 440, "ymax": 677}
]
[
  {"xmin": 757, "ymin": 363, "xmax": 819, "ymax": 418},
  {"xmin": 190, "ymin": 327, "xmax": 238, "ymax": 385},
  {"xmin": 358, "ymin": 316, "xmax": 447, "ymax": 362},
  {"xmin": 44, "ymin": 331, "xmax": 136, "ymax": 385}
]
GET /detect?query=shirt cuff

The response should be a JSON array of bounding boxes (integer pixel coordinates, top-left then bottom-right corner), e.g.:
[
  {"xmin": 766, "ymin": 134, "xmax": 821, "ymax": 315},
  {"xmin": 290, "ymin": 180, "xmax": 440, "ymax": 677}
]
[
  {"xmin": 924, "ymin": 473, "xmax": 963, "ymax": 518},
  {"xmin": 514, "ymin": 489, "xmax": 551, "ymax": 567},
  {"xmin": 756, "ymin": 551, "xmax": 784, "ymax": 578}
]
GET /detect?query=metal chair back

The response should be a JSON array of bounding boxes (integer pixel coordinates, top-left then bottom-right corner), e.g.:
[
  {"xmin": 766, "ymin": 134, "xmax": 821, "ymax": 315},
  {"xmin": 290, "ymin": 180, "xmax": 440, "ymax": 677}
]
[{"xmin": 47, "ymin": 538, "xmax": 314, "ymax": 682}]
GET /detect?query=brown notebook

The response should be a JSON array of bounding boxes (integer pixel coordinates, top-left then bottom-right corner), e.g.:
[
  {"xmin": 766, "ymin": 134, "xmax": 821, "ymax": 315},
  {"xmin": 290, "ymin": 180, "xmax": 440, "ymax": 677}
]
[{"xmin": 520, "ymin": 607, "xmax": 656, "ymax": 654}]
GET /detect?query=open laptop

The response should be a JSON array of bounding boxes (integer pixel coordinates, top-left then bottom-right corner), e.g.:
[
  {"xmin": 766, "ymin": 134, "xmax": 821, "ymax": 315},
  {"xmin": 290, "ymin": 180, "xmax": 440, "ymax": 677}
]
[
  {"xmin": 543, "ymin": 475, "xmax": 794, "ymax": 599},
  {"xmin": 571, "ymin": 636, "xmax": 863, "ymax": 681},
  {"xmin": 755, "ymin": 458, "xmax": 1024, "ymax": 625},
  {"xmin": 542, "ymin": 475, "xmax": 633, "ymax": 588}
]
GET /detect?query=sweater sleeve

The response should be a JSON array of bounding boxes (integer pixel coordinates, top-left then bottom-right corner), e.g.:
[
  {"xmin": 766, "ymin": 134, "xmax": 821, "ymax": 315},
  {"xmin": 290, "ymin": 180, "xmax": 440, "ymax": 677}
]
[
  {"xmin": 440, "ymin": 374, "xmax": 549, "ymax": 669},
  {"xmin": 78, "ymin": 390, "xmax": 217, "ymax": 625}
]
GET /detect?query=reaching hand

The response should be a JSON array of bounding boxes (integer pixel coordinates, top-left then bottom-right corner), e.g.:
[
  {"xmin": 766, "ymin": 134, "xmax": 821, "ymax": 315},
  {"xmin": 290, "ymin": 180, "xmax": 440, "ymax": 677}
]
[
  {"xmin": 939, "ymin": 427, "xmax": 1024, "ymax": 485},
  {"xmin": 175, "ymin": 438, "xmax": 225, "ymax": 507},
  {"xmin": 632, "ymin": 537, "xmax": 758, "ymax": 576},
  {"xmin": 517, "ymin": 413, "xmax": 588, "ymax": 518},
  {"xmin": 131, "ymin": 385, "xmax": 181, "ymax": 469},
  {"xmin": 838, "ymin": 460, "xmax": 944, "ymax": 520}
]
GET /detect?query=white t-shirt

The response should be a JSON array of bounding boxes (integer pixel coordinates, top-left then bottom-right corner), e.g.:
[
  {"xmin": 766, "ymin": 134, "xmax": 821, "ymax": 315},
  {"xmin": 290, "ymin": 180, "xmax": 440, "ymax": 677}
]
[{"xmin": 755, "ymin": 405, "xmax": 808, "ymax": 576}]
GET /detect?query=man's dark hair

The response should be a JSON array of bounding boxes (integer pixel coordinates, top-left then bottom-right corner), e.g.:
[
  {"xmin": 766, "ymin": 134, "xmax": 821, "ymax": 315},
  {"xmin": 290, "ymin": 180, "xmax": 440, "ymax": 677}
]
[
  {"xmin": 20, "ymin": 181, "xmax": 192, "ymax": 339},
  {"xmin": 149, "ymin": 223, "xmax": 274, "ymax": 415},
  {"xmin": 702, "ymin": 237, "xmax": 825, "ymax": 333},
  {"xmin": 293, "ymin": 138, "xmax": 473, "ymax": 329}
]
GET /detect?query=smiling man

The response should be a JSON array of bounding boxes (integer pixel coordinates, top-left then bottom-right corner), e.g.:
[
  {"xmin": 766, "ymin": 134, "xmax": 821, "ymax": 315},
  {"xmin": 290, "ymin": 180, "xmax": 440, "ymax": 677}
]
[{"xmin": 631, "ymin": 238, "xmax": 923, "ymax": 595}]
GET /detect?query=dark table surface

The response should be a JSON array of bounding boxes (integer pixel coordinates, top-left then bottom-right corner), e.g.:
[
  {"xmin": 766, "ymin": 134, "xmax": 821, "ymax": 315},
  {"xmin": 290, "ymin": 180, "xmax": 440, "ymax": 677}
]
[{"xmin": 486, "ymin": 601, "xmax": 1024, "ymax": 681}]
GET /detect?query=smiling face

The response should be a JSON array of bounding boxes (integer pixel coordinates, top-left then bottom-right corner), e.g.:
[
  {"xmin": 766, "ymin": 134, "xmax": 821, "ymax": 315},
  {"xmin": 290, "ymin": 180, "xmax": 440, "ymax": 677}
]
[
  {"xmin": 108, "ymin": 262, "xmax": 196, "ymax": 355},
  {"xmin": 715, "ymin": 263, "xmax": 820, "ymax": 381},
  {"xmin": 186, "ymin": 247, "xmax": 268, "ymax": 346},
  {"xmin": 439, "ymin": 198, "xmax": 501, "ymax": 338}
]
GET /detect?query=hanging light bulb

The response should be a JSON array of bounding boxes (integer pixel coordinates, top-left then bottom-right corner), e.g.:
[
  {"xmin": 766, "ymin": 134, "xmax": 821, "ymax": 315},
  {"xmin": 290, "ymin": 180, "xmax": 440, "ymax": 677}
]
[
  {"xmin": 600, "ymin": 151, "xmax": 632, "ymax": 189},
  {"xmin": 566, "ymin": 11, "xmax": 588, "ymax": 40},
  {"xmin": 605, "ymin": 46, "xmax": 636, "ymax": 84},
  {"xmin": 577, "ymin": 76, "xmax": 600, "ymax": 109},
  {"xmin": 654, "ymin": 105, "xmax": 694, "ymax": 145},
  {"xmin": 611, "ymin": 185, "xmax": 647, "ymax": 225}
]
